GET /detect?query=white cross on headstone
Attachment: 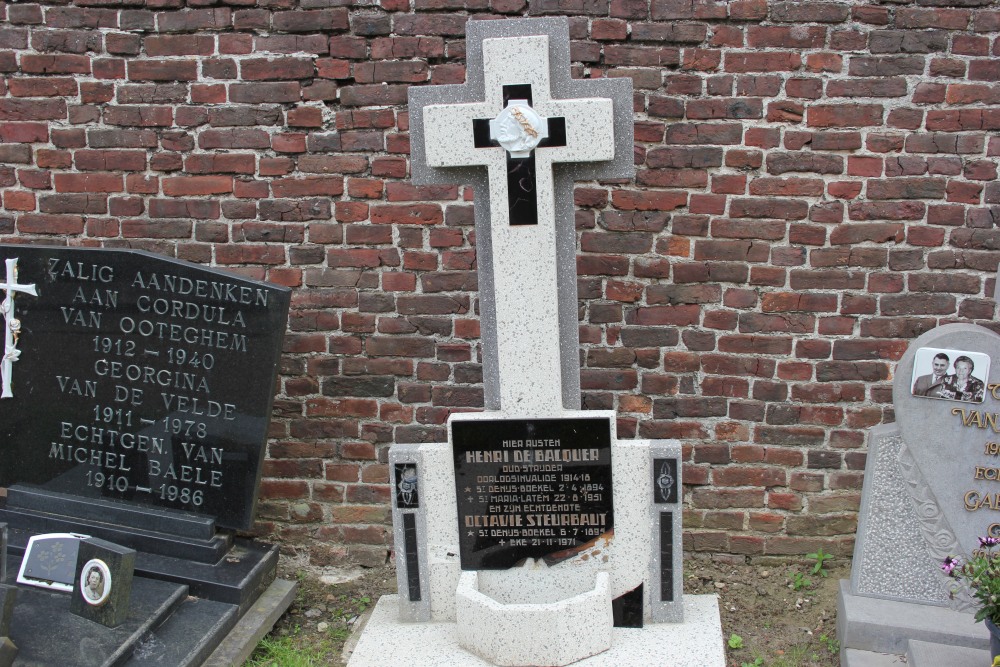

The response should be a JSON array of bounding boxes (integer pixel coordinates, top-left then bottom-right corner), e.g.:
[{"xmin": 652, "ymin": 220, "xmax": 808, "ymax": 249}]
[
  {"xmin": 410, "ymin": 19, "xmax": 633, "ymax": 418},
  {"xmin": 0, "ymin": 257, "xmax": 37, "ymax": 398}
]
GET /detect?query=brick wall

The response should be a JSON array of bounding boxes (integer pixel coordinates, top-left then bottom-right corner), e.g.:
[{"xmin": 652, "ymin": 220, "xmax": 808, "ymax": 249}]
[{"xmin": 1, "ymin": 0, "xmax": 999, "ymax": 567}]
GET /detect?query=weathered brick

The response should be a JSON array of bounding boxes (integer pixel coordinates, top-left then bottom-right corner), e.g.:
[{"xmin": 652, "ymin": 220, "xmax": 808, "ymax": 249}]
[
  {"xmin": 808, "ymin": 104, "xmax": 883, "ymax": 128},
  {"xmin": 724, "ymin": 51, "xmax": 801, "ymax": 73}
]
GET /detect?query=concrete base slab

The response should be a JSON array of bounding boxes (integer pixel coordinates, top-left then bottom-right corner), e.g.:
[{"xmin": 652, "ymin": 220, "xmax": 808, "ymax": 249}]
[
  {"xmin": 842, "ymin": 649, "xmax": 907, "ymax": 667},
  {"xmin": 456, "ymin": 570, "xmax": 612, "ymax": 666},
  {"xmin": 838, "ymin": 580, "xmax": 989, "ymax": 655},
  {"xmin": 347, "ymin": 593, "xmax": 725, "ymax": 667},
  {"xmin": 842, "ymin": 641, "xmax": 992, "ymax": 667},
  {"xmin": 907, "ymin": 639, "xmax": 990, "ymax": 667}
]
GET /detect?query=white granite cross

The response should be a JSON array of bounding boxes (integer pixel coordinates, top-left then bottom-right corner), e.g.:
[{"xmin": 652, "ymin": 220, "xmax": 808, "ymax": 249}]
[
  {"xmin": 419, "ymin": 34, "xmax": 618, "ymax": 417},
  {"xmin": 0, "ymin": 257, "xmax": 37, "ymax": 398}
]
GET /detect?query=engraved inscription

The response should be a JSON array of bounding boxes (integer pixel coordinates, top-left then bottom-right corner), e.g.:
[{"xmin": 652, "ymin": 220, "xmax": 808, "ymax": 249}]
[
  {"xmin": 452, "ymin": 418, "xmax": 614, "ymax": 570},
  {"xmin": 0, "ymin": 247, "xmax": 289, "ymax": 530}
]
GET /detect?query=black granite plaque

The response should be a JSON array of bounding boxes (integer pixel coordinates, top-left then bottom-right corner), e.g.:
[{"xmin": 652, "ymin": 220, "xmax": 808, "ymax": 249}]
[
  {"xmin": 0, "ymin": 246, "xmax": 290, "ymax": 530},
  {"xmin": 659, "ymin": 511, "xmax": 674, "ymax": 602},
  {"xmin": 70, "ymin": 537, "xmax": 136, "ymax": 627},
  {"xmin": 653, "ymin": 458, "xmax": 678, "ymax": 504},
  {"xmin": 452, "ymin": 417, "xmax": 613, "ymax": 570},
  {"xmin": 394, "ymin": 464, "xmax": 419, "ymax": 509},
  {"xmin": 402, "ymin": 513, "xmax": 421, "ymax": 602},
  {"xmin": 17, "ymin": 533, "xmax": 81, "ymax": 590}
]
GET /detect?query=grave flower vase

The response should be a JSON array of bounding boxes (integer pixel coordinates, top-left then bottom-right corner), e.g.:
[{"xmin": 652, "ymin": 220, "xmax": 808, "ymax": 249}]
[{"xmin": 987, "ymin": 618, "xmax": 1000, "ymax": 661}]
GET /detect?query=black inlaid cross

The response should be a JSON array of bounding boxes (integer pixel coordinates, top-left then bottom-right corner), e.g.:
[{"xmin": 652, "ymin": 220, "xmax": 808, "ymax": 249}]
[{"xmin": 470, "ymin": 85, "xmax": 567, "ymax": 226}]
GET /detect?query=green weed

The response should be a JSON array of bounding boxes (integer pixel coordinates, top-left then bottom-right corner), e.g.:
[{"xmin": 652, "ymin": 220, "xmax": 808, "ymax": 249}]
[
  {"xmin": 819, "ymin": 632, "xmax": 840, "ymax": 655},
  {"xmin": 806, "ymin": 548, "xmax": 833, "ymax": 578},
  {"xmin": 767, "ymin": 644, "xmax": 809, "ymax": 667},
  {"xmin": 790, "ymin": 571, "xmax": 812, "ymax": 591}
]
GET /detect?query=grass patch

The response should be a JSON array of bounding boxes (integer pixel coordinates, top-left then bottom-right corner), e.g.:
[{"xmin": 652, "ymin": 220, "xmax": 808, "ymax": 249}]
[{"xmin": 245, "ymin": 635, "xmax": 328, "ymax": 667}]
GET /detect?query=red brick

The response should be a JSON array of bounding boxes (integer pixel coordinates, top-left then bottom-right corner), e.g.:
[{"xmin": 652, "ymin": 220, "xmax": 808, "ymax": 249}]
[
  {"xmin": 128, "ymin": 60, "xmax": 197, "ymax": 82},
  {"xmin": 0, "ymin": 99, "xmax": 67, "ymax": 122},
  {"xmin": 371, "ymin": 204, "xmax": 442, "ymax": 225},
  {"xmin": 612, "ymin": 190, "xmax": 687, "ymax": 211},
  {"xmin": 724, "ymin": 51, "xmax": 801, "ymax": 72},
  {"xmin": 54, "ymin": 173, "xmax": 123, "ymax": 193},
  {"xmin": 242, "ymin": 57, "xmax": 315, "ymax": 81},
  {"xmin": 162, "ymin": 176, "xmax": 233, "ymax": 197},
  {"xmin": 17, "ymin": 214, "xmax": 84, "ymax": 235},
  {"xmin": 272, "ymin": 177, "xmax": 344, "ymax": 198},
  {"xmin": 808, "ymin": 104, "xmax": 883, "ymax": 128},
  {"xmin": 3, "ymin": 191, "xmax": 35, "ymax": 211},
  {"xmin": 21, "ymin": 54, "xmax": 90, "ymax": 75}
]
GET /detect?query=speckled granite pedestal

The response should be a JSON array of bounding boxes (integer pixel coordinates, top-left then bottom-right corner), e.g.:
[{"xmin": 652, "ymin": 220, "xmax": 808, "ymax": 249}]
[
  {"xmin": 371, "ymin": 15, "xmax": 724, "ymax": 667},
  {"xmin": 838, "ymin": 581, "xmax": 990, "ymax": 667},
  {"xmin": 346, "ymin": 592, "xmax": 725, "ymax": 667}
]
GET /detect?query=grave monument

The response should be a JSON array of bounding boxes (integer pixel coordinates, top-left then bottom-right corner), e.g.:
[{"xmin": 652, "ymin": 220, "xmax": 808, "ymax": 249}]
[
  {"xmin": 839, "ymin": 270, "xmax": 1000, "ymax": 666},
  {"xmin": 347, "ymin": 18, "xmax": 724, "ymax": 666},
  {"xmin": 0, "ymin": 245, "xmax": 295, "ymax": 665}
]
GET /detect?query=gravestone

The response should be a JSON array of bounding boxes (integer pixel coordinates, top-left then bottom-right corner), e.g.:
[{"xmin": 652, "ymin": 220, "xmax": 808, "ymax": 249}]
[
  {"xmin": 0, "ymin": 524, "xmax": 6, "ymax": 581},
  {"xmin": 0, "ymin": 526, "xmax": 12, "ymax": 667},
  {"xmin": 347, "ymin": 17, "xmax": 724, "ymax": 667},
  {"xmin": 70, "ymin": 537, "xmax": 137, "ymax": 628},
  {"xmin": 839, "ymin": 286, "xmax": 1000, "ymax": 664},
  {"xmin": 0, "ymin": 245, "xmax": 296, "ymax": 665},
  {"xmin": 0, "ymin": 246, "xmax": 284, "ymax": 530}
]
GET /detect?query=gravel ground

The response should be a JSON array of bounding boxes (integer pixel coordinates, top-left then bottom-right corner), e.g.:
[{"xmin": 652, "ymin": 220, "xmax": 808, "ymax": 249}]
[{"xmin": 250, "ymin": 553, "xmax": 847, "ymax": 667}]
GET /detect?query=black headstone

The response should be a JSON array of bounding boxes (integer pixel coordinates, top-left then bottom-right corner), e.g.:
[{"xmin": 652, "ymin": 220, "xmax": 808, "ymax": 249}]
[
  {"xmin": 70, "ymin": 537, "xmax": 136, "ymax": 628},
  {"xmin": 452, "ymin": 417, "xmax": 614, "ymax": 570},
  {"xmin": 0, "ymin": 523, "xmax": 6, "ymax": 582},
  {"xmin": 0, "ymin": 246, "xmax": 290, "ymax": 530}
]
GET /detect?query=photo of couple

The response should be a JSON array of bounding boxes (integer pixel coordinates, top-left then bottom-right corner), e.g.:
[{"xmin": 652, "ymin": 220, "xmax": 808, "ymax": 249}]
[{"xmin": 911, "ymin": 347, "xmax": 990, "ymax": 404}]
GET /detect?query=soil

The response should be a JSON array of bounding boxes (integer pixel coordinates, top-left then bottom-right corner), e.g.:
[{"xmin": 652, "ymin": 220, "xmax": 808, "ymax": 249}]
[{"xmin": 253, "ymin": 553, "xmax": 847, "ymax": 667}]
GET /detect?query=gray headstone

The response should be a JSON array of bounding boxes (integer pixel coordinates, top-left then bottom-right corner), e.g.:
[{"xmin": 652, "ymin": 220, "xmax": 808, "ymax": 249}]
[
  {"xmin": 851, "ymin": 322, "xmax": 1000, "ymax": 609},
  {"xmin": 893, "ymin": 324, "xmax": 1000, "ymax": 564},
  {"xmin": 851, "ymin": 424, "xmax": 951, "ymax": 606}
]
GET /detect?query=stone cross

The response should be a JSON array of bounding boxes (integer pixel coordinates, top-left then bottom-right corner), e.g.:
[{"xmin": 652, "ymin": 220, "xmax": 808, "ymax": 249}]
[
  {"xmin": 409, "ymin": 17, "xmax": 633, "ymax": 417},
  {"xmin": 0, "ymin": 258, "xmax": 36, "ymax": 399}
]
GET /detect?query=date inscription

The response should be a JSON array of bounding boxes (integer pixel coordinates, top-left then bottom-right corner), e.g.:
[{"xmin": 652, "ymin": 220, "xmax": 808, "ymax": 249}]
[{"xmin": 0, "ymin": 248, "xmax": 289, "ymax": 530}]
